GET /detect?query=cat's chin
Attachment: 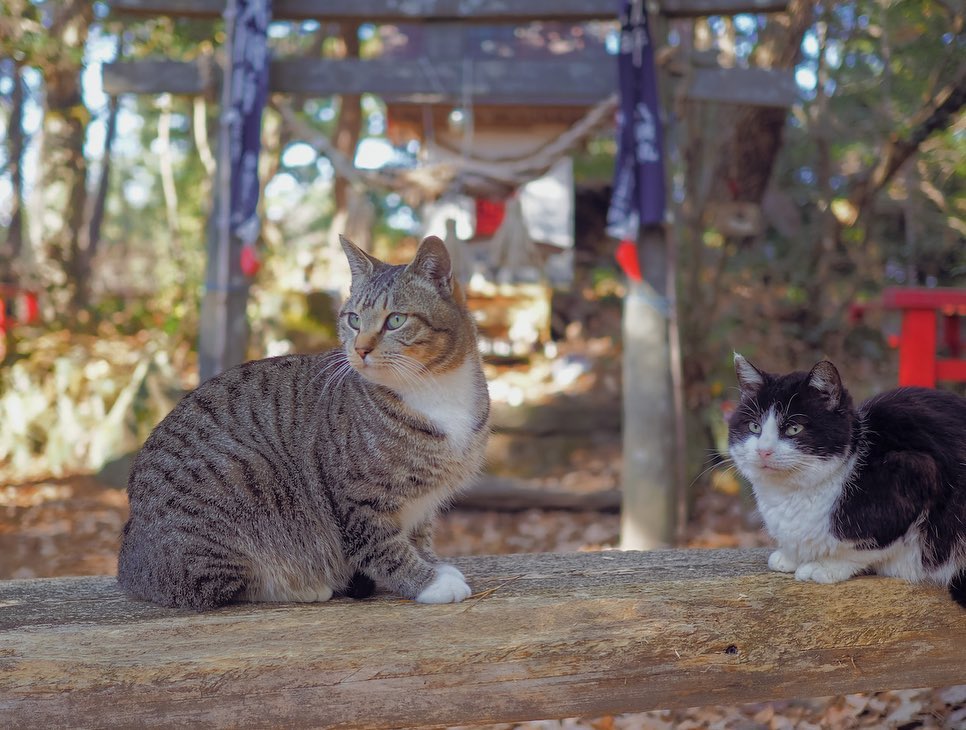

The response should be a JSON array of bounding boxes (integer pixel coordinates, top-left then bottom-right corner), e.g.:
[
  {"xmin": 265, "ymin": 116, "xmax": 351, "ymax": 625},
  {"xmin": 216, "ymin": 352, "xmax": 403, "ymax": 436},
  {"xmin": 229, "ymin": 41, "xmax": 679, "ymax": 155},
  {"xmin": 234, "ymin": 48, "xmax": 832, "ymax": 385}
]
[
  {"xmin": 738, "ymin": 461, "xmax": 799, "ymax": 486},
  {"xmin": 350, "ymin": 361, "xmax": 410, "ymax": 391}
]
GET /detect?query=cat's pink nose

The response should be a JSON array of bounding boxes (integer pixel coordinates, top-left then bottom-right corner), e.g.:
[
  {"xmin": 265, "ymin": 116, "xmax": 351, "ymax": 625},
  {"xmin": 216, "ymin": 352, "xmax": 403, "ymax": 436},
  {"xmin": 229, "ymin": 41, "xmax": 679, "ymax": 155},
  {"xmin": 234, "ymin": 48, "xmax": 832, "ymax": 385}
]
[
  {"xmin": 355, "ymin": 346, "xmax": 372, "ymax": 360},
  {"xmin": 758, "ymin": 447, "xmax": 774, "ymax": 458}
]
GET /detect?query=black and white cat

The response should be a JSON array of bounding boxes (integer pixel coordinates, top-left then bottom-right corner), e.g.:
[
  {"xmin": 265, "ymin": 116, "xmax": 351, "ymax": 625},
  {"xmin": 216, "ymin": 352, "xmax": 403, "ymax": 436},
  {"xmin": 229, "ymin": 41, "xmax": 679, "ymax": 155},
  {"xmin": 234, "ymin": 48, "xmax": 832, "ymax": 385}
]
[{"xmin": 729, "ymin": 354, "xmax": 966, "ymax": 607}]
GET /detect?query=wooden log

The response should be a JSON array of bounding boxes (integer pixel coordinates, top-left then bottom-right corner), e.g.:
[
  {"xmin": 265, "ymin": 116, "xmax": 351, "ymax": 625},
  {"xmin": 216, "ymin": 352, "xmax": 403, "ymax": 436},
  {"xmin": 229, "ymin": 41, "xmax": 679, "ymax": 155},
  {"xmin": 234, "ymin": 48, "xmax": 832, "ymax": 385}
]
[
  {"xmin": 104, "ymin": 0, "xmax": 790, "ymax": 22},
  {"xmin": 103, "ymin": 58, "xmax": 797, "ymax": 108},
  {"xmin": 2, "ymin": 549, "xmax": 964, "ymax": 729}
]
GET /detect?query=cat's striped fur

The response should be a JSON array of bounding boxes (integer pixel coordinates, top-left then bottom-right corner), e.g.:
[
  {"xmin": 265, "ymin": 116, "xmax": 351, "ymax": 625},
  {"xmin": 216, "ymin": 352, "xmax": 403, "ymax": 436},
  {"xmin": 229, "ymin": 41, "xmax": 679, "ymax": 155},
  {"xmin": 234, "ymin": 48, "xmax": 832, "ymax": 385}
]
[{"xmin": 118, "ymin": 236, "xmax": 490, "ymax": 610}]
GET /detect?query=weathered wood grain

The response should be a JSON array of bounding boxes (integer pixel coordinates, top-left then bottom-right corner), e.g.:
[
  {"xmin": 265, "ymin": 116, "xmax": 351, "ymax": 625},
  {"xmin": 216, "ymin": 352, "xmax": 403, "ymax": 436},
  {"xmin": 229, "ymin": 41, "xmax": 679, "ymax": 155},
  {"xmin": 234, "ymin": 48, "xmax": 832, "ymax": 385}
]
[
  {"xmin": 2, "ymin": 549, "xmax": 963, "ymax": 729},
  {"xmin": 103, "ymin": 57, "xmax": 797, "ymax": 109}
]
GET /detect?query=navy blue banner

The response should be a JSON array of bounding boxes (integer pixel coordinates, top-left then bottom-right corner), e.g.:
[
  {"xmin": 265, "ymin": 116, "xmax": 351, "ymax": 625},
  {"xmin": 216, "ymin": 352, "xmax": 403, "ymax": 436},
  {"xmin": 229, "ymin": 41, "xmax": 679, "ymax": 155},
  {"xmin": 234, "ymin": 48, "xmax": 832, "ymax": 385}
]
[
  {"xmin": 228, "ymin": 0, "xmax": 272, "ymax": 245},
  {"xmin": 606, "ymin": 0, "xmax": 666, "ymax": 239}
]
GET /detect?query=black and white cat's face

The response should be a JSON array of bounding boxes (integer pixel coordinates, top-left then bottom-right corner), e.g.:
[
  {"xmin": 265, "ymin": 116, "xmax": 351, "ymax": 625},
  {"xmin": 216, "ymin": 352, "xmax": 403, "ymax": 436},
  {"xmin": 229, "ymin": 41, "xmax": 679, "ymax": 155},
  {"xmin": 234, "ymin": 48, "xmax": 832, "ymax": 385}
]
[{"xmin": 728, "ymin": 355, "xmax": 857, "ymax": 488}]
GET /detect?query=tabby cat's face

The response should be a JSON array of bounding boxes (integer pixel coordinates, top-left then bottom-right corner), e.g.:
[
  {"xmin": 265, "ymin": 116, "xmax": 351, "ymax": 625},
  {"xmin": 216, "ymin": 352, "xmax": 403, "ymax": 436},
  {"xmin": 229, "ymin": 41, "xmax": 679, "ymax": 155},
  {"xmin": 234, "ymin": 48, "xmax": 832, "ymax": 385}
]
[
  {"xmin": 728, "ymin": 355, "xmax": 857, "ymax": 487},
  {"xmin": 338, "ymin": 235, "xmax": 473, "ymax": 389}
]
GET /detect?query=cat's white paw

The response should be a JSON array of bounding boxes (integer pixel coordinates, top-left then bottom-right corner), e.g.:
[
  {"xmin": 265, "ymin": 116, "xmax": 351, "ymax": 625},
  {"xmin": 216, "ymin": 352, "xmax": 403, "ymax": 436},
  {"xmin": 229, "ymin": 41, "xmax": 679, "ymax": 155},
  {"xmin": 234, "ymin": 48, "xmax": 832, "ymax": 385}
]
[
  {"xmin": 415, "ymin": 569, "xmax": 472, "ymax": 604},
  {"xmin": 794, "ymin": 561, "xmax": 855, "ymax": 584},
  {"xmin": 768, "ymin": 549, "xmax": 798, "ymax": 573}
]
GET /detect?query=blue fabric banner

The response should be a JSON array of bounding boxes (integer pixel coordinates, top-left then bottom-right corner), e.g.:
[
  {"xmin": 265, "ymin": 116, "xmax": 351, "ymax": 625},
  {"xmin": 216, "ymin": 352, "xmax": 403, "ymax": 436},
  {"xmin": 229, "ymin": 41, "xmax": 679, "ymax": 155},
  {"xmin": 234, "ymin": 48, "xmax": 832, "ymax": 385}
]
[
  {"xmin": 606, "ymin": 0, "xmax": 666, "ymax": 240},
  {"xmin": 228, "ymin": 0, "xmax": 272, "ymax": 246}
]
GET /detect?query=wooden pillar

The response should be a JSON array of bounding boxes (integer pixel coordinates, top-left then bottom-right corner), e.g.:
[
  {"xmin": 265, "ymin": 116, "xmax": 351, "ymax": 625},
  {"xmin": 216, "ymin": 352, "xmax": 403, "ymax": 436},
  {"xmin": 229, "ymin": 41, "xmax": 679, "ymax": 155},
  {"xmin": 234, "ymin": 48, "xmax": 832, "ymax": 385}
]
[
  {"xmin": 620, "ymin": 225, "xmax": 677, "ymax": 550},
  {"xmin": 198, "ymin": 199, "xmax": 251, "ymax": 382},
  {"xmin": 897, "ymin": 308, "xmax": 937, "ymax": 387},
  {"xmin": 198, "ymin": 0, "xmax": 249, "ymax": 383}
]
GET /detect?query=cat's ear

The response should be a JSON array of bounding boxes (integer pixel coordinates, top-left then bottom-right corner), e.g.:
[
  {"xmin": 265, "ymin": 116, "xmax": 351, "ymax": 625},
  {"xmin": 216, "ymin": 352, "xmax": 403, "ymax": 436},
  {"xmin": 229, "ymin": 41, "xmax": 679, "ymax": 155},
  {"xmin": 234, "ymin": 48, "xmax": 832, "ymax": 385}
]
[
  {"xmin": 340, "ymin": 235, "xmax": 382, "ymax": 279},
  {"xmin": 734, "ymin": 353, "xmax": 765, "ymax": 396},
  {"xmin": 807, "ymin": 360, "xmax": 844, "ymax": 410},
  {"xmin": 408, "ymin": 236, "xmax": 453, "ymax": 292}
]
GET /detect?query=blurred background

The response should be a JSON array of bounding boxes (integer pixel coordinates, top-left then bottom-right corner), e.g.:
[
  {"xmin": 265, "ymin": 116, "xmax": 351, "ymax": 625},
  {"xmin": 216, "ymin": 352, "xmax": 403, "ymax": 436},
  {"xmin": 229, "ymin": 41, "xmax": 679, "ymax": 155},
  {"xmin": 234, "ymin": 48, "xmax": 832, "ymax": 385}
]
[{"xmin": 0, "ymin": 1, "xmax": 964, "ymax": 725}]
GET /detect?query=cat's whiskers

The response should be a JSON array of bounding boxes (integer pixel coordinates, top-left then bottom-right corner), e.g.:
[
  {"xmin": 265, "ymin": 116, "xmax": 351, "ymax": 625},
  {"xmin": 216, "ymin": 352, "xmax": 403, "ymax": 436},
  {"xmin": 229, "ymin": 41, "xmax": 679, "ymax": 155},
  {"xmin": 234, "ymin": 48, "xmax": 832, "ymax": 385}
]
[
  {"xmin": 688, "ymin": 452, "xmax": 737, "ymax": 491},
  {"xmin": 386, "ymin": 359, "xmax": 426, "ymax": 394},
  {"xmin": 311, "ymin": 351, "xmax": 350, "ymax": 386},
  {"xmin": 383, "ymin": 353, "xmax": 442, "ymax": 399},
  {"xmin": 313, "ymin": 356, "xmax": 354, "ymax": 408}
]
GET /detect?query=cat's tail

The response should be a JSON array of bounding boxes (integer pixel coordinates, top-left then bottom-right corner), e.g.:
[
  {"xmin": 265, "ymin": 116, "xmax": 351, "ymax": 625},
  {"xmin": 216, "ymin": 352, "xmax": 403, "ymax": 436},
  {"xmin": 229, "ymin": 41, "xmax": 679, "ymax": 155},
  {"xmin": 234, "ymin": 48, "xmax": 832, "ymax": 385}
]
[{"xmin": 949, "ymin": 570, "xmax": 966, "ymax": 609}]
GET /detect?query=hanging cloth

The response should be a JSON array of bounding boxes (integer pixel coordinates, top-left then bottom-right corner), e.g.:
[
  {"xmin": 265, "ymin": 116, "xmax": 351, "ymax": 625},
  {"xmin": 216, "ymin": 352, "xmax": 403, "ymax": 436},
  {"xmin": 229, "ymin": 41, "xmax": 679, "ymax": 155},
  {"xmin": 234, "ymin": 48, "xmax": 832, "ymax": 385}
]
[
  {"xmin": 606, "ymin": 0, "xmax": 666, "ymax": 240},
  {"xmin": 229, "ymin": 0, "xmax": 272, "ymax": 274}
]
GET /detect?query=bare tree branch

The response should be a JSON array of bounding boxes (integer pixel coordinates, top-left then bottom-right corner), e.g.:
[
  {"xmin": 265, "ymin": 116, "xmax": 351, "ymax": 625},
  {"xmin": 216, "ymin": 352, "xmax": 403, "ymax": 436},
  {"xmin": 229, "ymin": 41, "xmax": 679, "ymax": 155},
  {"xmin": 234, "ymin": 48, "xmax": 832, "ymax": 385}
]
[{"xmin": 851, "ymin": 66, "xmax": 966, "ymax": 210}]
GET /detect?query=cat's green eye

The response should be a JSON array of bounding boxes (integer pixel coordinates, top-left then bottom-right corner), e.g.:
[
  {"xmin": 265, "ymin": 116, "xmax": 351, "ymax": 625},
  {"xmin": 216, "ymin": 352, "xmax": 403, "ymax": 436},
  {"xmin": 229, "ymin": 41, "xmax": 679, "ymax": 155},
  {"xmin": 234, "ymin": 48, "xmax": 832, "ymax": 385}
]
[
  {"xmin": 385, "ymin": 313, "xmax": 408, "ymax": 330},
  {"xmin": 347, "ymin": 312, "xmax": 360, "ymax": 330},
  {"xmin": 785, "ymin": 424, "xmax": 804, "ymax": 436},
  {"xmin": 748, "ymin": 422, "xmax": 762, "ymax": 434}
]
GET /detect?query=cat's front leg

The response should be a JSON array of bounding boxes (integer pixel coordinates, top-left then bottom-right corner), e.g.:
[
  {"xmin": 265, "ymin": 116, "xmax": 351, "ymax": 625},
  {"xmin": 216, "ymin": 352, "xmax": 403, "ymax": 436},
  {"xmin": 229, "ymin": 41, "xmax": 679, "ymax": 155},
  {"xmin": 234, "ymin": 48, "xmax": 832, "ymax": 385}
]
[
  {"xmin": 794, "ymin": 559, "xmax": 861, "ymax": 584},
  {"xmin": 768, "ymin": 548, "xmax": 799, "ymax": 573},
  {"xmin": 350, "ymin": 527, "xmax": 471, "ymax": 604},
  {"xmin": 411, "ymin": 521, "xmax": 467, "ymax": 585}
]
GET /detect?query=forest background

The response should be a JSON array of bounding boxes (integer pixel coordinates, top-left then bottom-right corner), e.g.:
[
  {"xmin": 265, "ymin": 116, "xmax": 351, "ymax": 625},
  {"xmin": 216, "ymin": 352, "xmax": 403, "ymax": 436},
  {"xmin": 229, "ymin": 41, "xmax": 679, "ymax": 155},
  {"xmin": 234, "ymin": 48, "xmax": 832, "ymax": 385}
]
[
  {"xmin": 1, "ymin": 2, "xmax": 965, "ymax": 726},
  {"xmin": 0, "ymin": 0, "xmax": 963, "ymax": 492}
]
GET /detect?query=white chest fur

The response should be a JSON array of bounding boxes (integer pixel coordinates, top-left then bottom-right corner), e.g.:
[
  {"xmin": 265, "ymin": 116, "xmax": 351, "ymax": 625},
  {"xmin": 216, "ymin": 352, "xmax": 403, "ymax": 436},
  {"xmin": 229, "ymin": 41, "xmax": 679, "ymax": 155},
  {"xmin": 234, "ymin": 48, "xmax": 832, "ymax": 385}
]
[
  {"xmin": 751, "ymin": 457, "xmax": 853, "ymax": 562},
  {"xmin": 398, "ymin": 358, "xmax": 483, "ymax": 453}
]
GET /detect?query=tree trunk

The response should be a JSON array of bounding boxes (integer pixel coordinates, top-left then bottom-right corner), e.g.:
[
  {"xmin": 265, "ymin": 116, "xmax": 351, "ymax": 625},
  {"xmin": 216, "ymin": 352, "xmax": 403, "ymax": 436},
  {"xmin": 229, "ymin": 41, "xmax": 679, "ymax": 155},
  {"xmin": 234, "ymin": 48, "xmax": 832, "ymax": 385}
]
[
  {"xmin": 157, "ymin": 93, "xmax": 184, "ymax": 261},
  {"xmin": 87, "ymin": 94, "xmax": 120, "ymax": 262},
  {"xmin": 1, "ymin": 63, "xmax": 26, "ymax": 286},
  {"xmin": 41, "ymin": 2, "xmax": 94, "ymax": 313},
  {"xmin": 330, "ymin": 23, "xmax": 363, "ymax": 250}
]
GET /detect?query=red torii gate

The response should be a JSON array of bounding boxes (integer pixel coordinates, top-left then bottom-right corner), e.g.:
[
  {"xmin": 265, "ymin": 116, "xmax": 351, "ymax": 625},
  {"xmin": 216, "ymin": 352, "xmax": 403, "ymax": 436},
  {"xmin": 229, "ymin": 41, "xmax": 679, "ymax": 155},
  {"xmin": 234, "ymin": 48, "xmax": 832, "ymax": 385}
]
[{"xmin": 883, "ymin": 287, "xmax": 966, "ymax": 387}]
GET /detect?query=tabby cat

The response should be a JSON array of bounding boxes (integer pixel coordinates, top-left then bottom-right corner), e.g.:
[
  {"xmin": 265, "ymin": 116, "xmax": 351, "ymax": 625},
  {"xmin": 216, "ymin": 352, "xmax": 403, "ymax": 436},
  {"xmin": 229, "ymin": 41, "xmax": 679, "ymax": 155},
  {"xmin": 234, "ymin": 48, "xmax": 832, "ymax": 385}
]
[
  {"xmin": 730, "ymin": 354, "xmax": 966, "ymax": 607},
  {"xmin": 118, "ymin": 235, "xmax": 490, "ymax": 610}
]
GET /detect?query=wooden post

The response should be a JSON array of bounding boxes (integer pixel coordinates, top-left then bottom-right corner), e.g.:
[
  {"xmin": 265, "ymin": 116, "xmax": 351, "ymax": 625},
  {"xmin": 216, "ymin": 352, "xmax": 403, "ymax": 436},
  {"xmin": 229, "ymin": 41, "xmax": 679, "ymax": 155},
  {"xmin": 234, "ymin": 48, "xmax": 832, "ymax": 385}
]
[
  {"xmin": 198, "ymin": 0, "xmax": 250, "ymax": 382},
  {"xmin": 620, "ymin": 226, "xmax": 677, "ymax": 549}
]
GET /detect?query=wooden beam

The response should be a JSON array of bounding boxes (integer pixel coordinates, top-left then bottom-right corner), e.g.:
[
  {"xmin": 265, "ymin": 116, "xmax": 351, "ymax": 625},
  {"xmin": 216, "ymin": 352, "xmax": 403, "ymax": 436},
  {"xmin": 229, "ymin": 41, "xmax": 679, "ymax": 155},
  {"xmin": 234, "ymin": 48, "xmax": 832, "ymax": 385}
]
[
  {"xmin": 104, "ymin": 58, "xmax": 797, "ymax": 108},
  {"xmin": 103, "ymin": 58, "xmax": 616, "ymax": 104},
  {"xmin": 2, "ymin": 550, "xmax": 964, "ymax": 728},
  {"xmin": 687, "ymin": 65, "xmax": 799, "ymax": 107},
  {"xmin": 105, "ymin": 0, "xmax": 790, "ymax": 22}
]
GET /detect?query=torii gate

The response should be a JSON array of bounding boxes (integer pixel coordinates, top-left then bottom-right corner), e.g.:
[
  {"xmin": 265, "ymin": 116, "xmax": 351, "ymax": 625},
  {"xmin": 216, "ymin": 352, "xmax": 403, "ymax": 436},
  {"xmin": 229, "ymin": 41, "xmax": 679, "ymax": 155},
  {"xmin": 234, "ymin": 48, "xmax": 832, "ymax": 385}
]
[{"xmin": 102, "ymin": 0, "xmax": 794, "ymax": 549}]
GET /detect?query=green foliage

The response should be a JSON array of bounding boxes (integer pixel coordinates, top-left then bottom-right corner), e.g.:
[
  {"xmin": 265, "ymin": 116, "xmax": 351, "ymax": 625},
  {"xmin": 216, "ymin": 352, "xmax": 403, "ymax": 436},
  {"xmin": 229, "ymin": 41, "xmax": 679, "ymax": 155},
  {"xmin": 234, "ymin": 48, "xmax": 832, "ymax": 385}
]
[
  {"xmin": 0, "ymin": 331, "xmax": 188, "ymax": 481},
  {"xmin": 1, "ymin": 3, "xmax": 963, "ymax": 483}
]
